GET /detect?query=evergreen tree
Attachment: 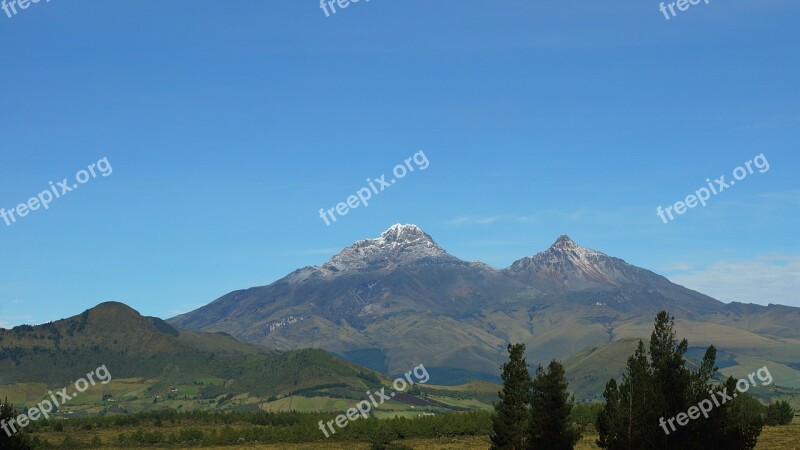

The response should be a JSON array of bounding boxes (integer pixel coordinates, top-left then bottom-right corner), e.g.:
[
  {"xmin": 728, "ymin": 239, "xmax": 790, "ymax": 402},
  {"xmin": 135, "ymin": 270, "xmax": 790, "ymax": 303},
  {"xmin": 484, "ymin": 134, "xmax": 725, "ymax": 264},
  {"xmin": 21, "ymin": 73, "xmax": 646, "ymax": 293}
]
[
  {"xmin": 0, "ymin": 399, "xmax": 31, "ymax": 450},
  {"xmin": 596, "ymin": 311, "xmax": 763, "ymax": 450},
  {"xmin": 595, "ymin": 379, "xmax": 622, "ymax": 450},
  {"xmin": 595, "ymin": 340, "xmax": 658, "ymax": 450},
  {"xmin": 649, "ymin": 311, "xmax": 691, "ymax": 448},
  {"xmin": 706, "ymin": 377, "xmax": 763, "ymax": 449},
  {"xmin": 491, "ymin": 343, "xmax": 533, "ymax": 450},
  {"xmin": 620, "ymin": 340, "xmax": 659, "ymax": 449},
  {"xmin": 685, "ymin": 347, "xmax": 728, "ymax": 448},
  {"xmin": 528, "ymin": 360, "xmax": 580, "ymax": 450}
]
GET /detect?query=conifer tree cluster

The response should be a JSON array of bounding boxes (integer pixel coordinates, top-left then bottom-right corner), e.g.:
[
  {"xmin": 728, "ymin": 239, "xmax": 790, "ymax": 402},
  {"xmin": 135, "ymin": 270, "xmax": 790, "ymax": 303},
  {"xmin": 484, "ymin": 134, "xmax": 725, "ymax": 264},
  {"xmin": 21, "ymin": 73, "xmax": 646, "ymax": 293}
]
[
  {"xmin": 0, "ymin": 399, "xmax": 32, "ymax": 450},
  {"xmin": 491, "ymin": 311, "xmax": 772, "ymax": 450},
  {"xmin": 490, "ymin": 344, "xmax": 580, "ymax": 450},
  {"xmin": 595, "ymin": 311, "xmax": 763, "ymax": 450}
]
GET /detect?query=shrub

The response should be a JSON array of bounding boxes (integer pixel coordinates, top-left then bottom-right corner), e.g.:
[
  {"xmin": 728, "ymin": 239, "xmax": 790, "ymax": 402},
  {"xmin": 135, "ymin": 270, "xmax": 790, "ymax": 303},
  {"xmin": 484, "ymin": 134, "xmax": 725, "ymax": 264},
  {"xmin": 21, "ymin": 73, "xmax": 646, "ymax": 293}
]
[{"xmin": 764, "ymin": 401, "xmax": 794, "ymax": 426}]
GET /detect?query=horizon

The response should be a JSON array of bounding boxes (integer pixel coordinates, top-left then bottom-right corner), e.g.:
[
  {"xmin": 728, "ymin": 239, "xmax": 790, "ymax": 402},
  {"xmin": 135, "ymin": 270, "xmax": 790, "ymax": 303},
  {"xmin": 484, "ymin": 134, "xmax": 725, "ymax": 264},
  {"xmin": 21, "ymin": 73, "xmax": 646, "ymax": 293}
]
[{"xmin": 7, "ymin": 222, "xmax": 795, "ymax": 328}]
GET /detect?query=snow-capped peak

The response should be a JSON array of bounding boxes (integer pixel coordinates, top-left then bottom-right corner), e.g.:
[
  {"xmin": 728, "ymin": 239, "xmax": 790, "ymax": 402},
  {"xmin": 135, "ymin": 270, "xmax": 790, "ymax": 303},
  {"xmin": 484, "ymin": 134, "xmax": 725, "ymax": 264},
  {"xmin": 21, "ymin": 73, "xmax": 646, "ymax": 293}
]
[
  {"xmin": 320, "ymin": 224, "xmax": 459, "ymax": 274},
  {"xmin": 546, "ymin": 235, "xmax": 603, "ymax": 259},
  {"xmin": 551, "ymin": 235, "xmax": 578, "ymax": 250},
  {"xmin": 522, "ymin": 235, "xmax": 607, "ymax": 268},
  {"xmin": 506, "ymin": 235, "xmax": 635, "ymax": 289},
  {"xmin": 378, "ymin": 224, "xmax": 432, "ymax": 246}
]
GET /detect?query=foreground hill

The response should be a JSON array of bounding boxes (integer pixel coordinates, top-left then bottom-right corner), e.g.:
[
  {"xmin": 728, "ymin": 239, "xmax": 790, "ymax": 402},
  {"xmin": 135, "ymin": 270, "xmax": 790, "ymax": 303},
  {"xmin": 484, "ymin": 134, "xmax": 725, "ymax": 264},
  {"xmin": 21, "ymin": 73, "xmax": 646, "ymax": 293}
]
[
  {"xmin": 170, "ymin": 225, "xmax": 800, "ymax": 398},
  {"xmin": 0, "ymin": 302, "xmax": 403, "ymax": 415}
]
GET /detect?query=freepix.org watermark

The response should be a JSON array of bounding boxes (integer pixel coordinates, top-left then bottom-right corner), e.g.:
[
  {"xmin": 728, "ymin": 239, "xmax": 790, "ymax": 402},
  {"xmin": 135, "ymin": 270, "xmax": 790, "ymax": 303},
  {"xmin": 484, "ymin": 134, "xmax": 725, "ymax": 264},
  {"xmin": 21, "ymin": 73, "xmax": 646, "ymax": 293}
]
[
  {"xmin": 659, "ymin": 0, "xmax": 710, "ymax": 21},
  {"xmin": 2, "ymin": 0, "xmax": 51, "ymax": 19},
  {"xmin": 318, "ymin": 150, "xmax": 429, "ymax": 226},
  {"xmin": 659, "ymin": 366, "xmax": 773, "ymax": 435},
  {"xmin": 1, "ymin": 157, "xmax": 113, "ymax": 228},
  {"xmin": 318, "ymin": 363, "xmax": 430, "ymax": 438},
  {"xmin": 319, "ymin": 0, "xmax": 369, "ymax": 18},
  {"xmin": 1, "ymin": 364, "xmax": 112, "ymax": 437},
  {"xmin": 656, "ymin": 153, "xmax": 769, "ymax": 224}
]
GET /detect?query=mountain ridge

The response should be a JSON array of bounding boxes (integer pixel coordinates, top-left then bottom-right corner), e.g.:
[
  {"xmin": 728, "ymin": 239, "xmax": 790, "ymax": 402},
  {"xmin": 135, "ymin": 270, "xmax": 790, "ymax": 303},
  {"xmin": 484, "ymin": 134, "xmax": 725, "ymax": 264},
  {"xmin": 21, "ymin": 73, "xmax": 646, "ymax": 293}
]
[
  {"xmin": 168, "ymin": 224, "xmax": 800, "ymax": 396},
  {"xmin": 0, "ymin": 302, "xmax": 402, "ymax": 414}
]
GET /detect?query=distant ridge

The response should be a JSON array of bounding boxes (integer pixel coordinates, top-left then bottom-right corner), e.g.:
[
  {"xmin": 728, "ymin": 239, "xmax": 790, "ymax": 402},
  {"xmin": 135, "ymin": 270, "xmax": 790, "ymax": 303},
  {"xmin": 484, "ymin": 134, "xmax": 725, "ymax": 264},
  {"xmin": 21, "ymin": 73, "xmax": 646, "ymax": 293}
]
[{"xmin": 0, "ymin": 302, "xmax": 379, "ymax": 400}]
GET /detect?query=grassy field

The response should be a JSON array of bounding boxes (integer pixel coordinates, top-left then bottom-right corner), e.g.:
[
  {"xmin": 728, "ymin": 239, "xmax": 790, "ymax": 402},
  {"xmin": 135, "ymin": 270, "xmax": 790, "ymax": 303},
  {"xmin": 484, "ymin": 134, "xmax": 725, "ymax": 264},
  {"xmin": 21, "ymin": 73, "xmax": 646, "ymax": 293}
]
[{"xmin": 26, "ymin": 420, "xmax": 800, "ymax": 449}]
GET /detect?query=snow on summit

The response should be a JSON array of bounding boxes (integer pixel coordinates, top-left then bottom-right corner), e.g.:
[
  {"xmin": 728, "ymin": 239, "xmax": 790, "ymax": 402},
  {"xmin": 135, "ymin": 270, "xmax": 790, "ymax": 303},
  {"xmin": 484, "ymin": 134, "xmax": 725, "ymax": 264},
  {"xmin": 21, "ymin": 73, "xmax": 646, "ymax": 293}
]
[{"xmin": 321, "ymin": 224, "xmax": 460, "ymax": 273}]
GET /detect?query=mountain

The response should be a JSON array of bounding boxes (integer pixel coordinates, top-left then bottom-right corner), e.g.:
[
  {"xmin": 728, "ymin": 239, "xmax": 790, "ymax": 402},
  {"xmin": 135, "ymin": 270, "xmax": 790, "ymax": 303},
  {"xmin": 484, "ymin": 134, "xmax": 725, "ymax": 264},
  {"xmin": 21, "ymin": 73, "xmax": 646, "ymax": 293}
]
[
  {"xmin": 0, "ymin": 302, "xmax": 391, "ymax": 414},
  {"xmin": 507, "ymin": 234, "xmax": 676, "ymax": 291},
  {"xmin": 322, "ymin": 223, "xmax": 463, "ymax": 272},
  {"xmin": 169, "ymin": 225, "xmax": 800, "ymax": 398},
  {"xmin": 504, "ymin": 234, "xmax": 726, "ymax": 316}
]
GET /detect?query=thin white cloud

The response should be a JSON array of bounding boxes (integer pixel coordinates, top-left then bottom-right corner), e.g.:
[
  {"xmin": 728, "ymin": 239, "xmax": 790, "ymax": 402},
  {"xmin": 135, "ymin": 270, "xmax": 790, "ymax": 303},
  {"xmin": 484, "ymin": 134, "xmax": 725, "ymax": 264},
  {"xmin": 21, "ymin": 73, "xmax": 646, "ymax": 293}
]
[
  {"xmin": 217, "ymin": 247, "xmax": 343, "ymax": 260},
  {"xmin": 451, "ymin": 190, "xmax": 798, "ymax": 224},
  {"xmin": 445, "ymin": 212, "xmax": 592, "ymax": 226},
  {"xmin": 669, "ymin": 254, "xmax": 800, "ymax": 307},
  {"xmin": 445, "ymin": 215, "xmax": 502, "ymax": 226},
  {"xmin": 0, "ymin": 280, "xmax": 29, "ymax": 289},
  {"xmin": 443, "ymin": 207, "xmax": 653, "ymax": 228},
  {"xmin": 743, "ymin": 115, "xmax": 800, "ymax": 130},
  {"xmin": 165, "ymin": 304, "xmax": 206, "ymax": 318},
  {"xmin": 284, "ymin": 248, "xmax": 342, "ymax": 256},
  {"xmin": 662, "ymin": 262, "xmax": 697, "ymax": 272},
  {"xmin": 709, "ymin": 190, "xmax": 800, "ymax": 211},
  {"xmin": 453, "ymin": 239, "xmax": 520, "ymax": 248},
  {"xmin": 0, "ymin": 315, "xmax": 34, "ymax": 329}
]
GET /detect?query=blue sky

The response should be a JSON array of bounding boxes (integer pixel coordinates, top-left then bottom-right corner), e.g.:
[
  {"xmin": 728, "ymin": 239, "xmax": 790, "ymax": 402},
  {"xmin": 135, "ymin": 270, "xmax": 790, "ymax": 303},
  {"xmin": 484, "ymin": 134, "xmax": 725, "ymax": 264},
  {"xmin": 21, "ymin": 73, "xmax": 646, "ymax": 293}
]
[{"xmin": 1, "ymin": 1, "xmax": 798, "ymax": 327}]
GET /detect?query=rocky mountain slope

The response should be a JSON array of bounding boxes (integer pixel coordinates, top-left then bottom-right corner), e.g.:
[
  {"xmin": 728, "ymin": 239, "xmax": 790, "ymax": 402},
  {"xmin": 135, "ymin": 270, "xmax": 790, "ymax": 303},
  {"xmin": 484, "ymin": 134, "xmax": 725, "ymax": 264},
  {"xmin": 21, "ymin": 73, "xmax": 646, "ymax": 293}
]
[{"xmin": 169, "ymin": 225, "xmax": 800, "ymax": 396}]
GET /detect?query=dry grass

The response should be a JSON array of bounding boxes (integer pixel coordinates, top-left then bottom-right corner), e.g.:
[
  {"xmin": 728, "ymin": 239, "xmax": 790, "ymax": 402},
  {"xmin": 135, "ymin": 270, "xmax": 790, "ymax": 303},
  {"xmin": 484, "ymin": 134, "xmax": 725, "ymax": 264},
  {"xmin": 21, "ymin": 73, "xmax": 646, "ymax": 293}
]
[{"xmin": 31, "ymin": 423, "xmax": 800, "ymax": 449}]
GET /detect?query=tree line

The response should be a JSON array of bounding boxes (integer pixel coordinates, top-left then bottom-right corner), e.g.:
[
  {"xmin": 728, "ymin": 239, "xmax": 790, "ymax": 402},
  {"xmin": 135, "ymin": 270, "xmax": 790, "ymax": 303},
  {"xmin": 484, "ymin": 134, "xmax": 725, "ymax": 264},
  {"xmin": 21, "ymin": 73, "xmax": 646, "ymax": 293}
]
[{"xmin": 490, "ymin": 310, "xmax": 795, "ymax": 449}]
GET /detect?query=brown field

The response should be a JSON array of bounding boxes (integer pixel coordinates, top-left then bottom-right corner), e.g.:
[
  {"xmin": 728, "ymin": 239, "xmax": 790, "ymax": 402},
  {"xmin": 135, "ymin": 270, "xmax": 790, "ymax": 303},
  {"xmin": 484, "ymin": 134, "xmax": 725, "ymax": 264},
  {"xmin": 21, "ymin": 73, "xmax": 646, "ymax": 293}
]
[{"xmin": 29, "ymin": 422, "xmax": 800, "ymax": 450}]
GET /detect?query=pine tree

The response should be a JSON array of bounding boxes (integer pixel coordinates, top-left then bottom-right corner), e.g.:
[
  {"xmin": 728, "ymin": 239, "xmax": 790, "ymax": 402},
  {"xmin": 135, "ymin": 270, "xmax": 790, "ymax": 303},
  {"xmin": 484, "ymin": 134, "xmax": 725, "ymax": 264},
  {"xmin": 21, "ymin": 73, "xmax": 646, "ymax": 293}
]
[
  {"xmin": 491, "ymin": 343, "xmax": 533, "ymax": 450},
  {"xmin": 528, "ymin": 360, "xmax": 580, "ymax": 450},
  {"xmin": 648, "ymin": 311, "xmax": 692, "ymax": 449},
  {"xmin": 0, "ymin": 399, "xmax": 31, "ymax": 450},
  {"xmin": 596, "ymin": 311, "xmax": 763, "ymax": 450},
  {"xmin": 596, "ymin": 379, "xmax": 622, "ymax": 450},
  {"xmin": 685, "ymin": 346, "xmax": 726, "ymax": 448},
  {"xmin": 706, "ymin": 377, "xmax": 763, "ymax": 449},
  {"xmin": 621, "ymin": 340, "xmax": 659, "ymax": 449},
  {"xmin": 595, "ymin": 340, "xmax": 657, "ymax": 449}
]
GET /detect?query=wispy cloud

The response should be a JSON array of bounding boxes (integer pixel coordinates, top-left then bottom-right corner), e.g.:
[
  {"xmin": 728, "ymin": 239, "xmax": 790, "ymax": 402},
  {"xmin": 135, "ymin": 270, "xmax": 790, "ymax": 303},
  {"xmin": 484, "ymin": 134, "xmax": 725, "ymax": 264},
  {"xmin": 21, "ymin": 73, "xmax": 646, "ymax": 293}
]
[
  {"xmin": 165, "ymin": 304, "xmax": 206, "ymax": 318},
  {"xmin": 283, "ymin": 248, "xmax": 342, "ymax": 256},
  {"xmin": 0, "ymin": 280, "xmax": 29, "ymax": 290},
  {"xmin": 445, "ymin": 190, "xmax": 799, "ymax": 229},
  {"xmin": 743, "ymin": 115, "xmax": 800, "ymax": 130},
  {"xmin": 445, "ymin": 215, "xmax": 502, "ymax": 226},
  {"xmin": 0, "ymin": 315, "xmax": 34, "ymax": 329},
  {"xmin": 444, "ymin": 212, "xmax": 587, "ymax": 226},
  {"xmin": 444, "ymin": 204, "xmax": 670, "ymax": 228},
  {"xmin": 710, "ymin": 189, "xmax": 800, "ymax": 210},
  {"xmin": 662, "ymin": 262, "xmax": 697, "ymax": 272},
  {"xmin": 668, "ymin": 254, "xmax": 800, "ymax": 307},
  {"xmin": 217, "ymin": 247, "xmax": 342, "ymax": 260},
  {"xmin": 452, "ymin": 239, "xmax": 521, "ymax": 248}
]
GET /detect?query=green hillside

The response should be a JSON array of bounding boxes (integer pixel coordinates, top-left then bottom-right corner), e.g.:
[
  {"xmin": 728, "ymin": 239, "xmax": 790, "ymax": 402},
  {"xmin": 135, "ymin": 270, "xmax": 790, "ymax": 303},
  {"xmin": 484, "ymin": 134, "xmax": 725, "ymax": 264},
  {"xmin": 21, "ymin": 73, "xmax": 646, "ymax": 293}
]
[
  {"xmin": 0, "ymin": 303, "xmax": 377, "ymax": 414},
  {"xmin": 0, "ymin": 302, "xmax": 495, "ymax": 419}
]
